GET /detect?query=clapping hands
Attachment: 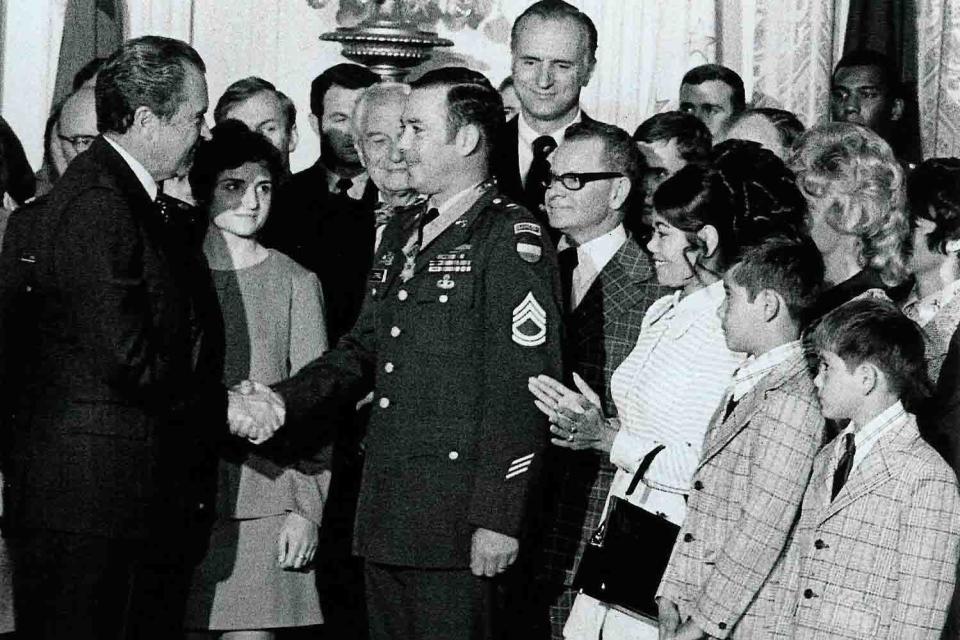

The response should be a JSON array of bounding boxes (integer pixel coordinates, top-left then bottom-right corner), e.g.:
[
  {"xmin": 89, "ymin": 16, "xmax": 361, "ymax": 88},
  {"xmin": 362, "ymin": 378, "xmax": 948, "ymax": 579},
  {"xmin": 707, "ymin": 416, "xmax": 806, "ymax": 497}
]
[
  {"xmin": 527, "ymin": 372, "xmax": 618, "ymax": 453},
  {"xmin": 227, "ymin": 380, "xmax": 286, "ymax": 444}
]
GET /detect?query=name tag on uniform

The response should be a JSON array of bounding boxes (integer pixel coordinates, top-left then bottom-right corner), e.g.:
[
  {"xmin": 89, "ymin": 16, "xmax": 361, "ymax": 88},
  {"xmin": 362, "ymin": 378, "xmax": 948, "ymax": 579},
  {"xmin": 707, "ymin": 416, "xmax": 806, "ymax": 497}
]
[{"xmin": 369, "ymin": 268, "xmax": 388, "ymax": 283}]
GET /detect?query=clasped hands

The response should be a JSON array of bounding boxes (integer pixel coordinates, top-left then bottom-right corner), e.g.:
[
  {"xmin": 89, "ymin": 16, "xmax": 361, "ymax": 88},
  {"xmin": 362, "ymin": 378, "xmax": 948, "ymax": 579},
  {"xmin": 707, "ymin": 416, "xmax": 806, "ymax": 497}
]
[
  {"xmin": 527, "ymin": 372, "xmax": 617, "ymax": 453},
  {"xmin": 227, "ymin": 380, "xmax": 286, "ymax": 444}
]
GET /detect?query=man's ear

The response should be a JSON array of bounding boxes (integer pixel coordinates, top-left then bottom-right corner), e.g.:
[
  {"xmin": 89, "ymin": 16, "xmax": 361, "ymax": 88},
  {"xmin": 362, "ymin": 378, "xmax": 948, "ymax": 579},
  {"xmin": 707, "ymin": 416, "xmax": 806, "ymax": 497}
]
[
  {"xmin": 608, "ymin": 176, "xmax": 631, "ymax": 211},
  {"xmin": 890, "ymin": 97, "xmax": 905, "ymax": 122},
  {"xmin": 288, "ymin": 123, "xmax": 300, "ymax": 154},
  {"xmin": 697, "ymin": 224, "xmax": 720, "ymax": 258},
  {"xmin": 132, "ymin": 106, "xmax": 158, "ymax": 141},
  {"xmin": 308, "ymin": 113, "xmax": 320, "ymax": 137},
  {"xmin": 455, "ymin": 123, "xmax": 481, "ymax": 157}
]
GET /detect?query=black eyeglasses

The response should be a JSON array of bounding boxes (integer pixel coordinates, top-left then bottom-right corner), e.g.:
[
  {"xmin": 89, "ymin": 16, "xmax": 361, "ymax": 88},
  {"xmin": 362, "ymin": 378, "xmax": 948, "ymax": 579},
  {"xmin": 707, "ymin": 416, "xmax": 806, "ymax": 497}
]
[
  {"xmin": 543, "ymin": 171, "xmax": 624, "ymax": 191},
  {"xmin": 58, "ymin": 134, "xmax": 97, "ymax": 151}
]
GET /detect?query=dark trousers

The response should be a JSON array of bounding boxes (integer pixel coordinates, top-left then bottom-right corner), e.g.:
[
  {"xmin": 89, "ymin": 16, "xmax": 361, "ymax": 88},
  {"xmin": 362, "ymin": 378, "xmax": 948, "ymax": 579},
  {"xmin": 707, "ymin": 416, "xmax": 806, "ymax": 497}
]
[
  {"xmin": 365, "ymin": 561, "xmax": 493, "ymax": 640},
  {"xmin": 12, "ymin": 528, "xmax": 193, "ymax": 640}
]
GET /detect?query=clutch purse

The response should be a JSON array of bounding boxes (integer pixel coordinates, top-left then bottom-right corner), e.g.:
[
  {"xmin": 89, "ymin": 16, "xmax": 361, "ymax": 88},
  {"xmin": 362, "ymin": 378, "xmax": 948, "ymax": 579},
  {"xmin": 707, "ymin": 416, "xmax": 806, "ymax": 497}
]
[{"xmin": 571, "ymin": 444, "xmax": 680, "ymax": 619}]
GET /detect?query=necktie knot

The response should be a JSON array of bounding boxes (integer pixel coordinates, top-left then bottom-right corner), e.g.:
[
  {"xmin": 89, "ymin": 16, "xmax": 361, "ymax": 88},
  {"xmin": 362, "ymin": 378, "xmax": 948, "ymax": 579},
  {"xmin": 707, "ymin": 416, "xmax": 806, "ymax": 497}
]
[
  {"xmin": 533, "ymin": 135, "xmax": 557, "ymax": 158},
  {"xmin": 423, "ymin": 207, "xmax": 440, "ymax": 227},
  {"xmin": 335, "ymin": 177, "xmax": 353, "ymax": 195}
]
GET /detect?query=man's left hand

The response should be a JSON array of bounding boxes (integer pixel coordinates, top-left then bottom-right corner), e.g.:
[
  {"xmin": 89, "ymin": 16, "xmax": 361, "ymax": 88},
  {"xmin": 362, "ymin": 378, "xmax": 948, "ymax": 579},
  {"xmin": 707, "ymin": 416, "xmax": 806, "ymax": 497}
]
[{"xmin": 470, "ymin": 528, "xmax": 518, "ymax": 577}]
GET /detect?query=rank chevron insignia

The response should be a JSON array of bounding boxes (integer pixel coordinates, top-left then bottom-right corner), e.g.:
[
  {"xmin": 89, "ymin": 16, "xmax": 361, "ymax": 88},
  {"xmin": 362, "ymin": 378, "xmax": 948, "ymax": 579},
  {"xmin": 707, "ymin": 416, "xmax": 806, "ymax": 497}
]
[{"xmin": 511, "ymin": 292, "xmax": 547, "ymax": 347}]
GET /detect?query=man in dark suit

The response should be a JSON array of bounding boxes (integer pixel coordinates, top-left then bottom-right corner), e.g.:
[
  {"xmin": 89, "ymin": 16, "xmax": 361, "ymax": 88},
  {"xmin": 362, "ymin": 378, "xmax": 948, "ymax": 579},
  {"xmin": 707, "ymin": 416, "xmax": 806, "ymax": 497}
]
[
  {"xmin": 243, "ymin": 67, "xmax": 563, "ymax": 640},
  {"xmin": 262, "ymin": 63, "xmax": 380, "ymax": 344},
  {"xmin": 532, "ymin": 121, "xmax": 669, "ymax": 638},
  {"xmin": 0, "ymin": 36, "xmax": 278, "ymax": 640},
  {"xmin": 495, "ymin": 0, "xmax": 599, "ymax": 227}
]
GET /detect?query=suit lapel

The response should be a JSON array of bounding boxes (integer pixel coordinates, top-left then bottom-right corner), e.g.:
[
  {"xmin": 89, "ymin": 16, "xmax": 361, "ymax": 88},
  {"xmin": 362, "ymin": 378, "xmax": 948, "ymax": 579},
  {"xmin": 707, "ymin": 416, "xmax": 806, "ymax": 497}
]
[{"xmin": 818, "ymin": 417, "xmax": 918, "ymax": 523}]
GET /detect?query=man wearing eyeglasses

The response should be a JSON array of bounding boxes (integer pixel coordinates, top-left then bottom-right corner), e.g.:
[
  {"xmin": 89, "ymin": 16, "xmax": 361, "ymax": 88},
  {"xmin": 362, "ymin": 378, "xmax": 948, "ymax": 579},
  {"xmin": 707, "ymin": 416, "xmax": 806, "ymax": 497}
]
[
  {"xmin": 532, "ymin": 121, "xmax": 668, "ymax": 638},
  {"xmin": 56, "ymin": 86, "xmax": 99, "ymax": 168}
]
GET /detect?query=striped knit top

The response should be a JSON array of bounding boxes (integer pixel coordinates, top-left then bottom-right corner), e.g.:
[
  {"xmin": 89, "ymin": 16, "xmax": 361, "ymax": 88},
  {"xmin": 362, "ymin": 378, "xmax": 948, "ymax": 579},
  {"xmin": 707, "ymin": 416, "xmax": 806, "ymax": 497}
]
[{"xmin": 608, "ymin": 280, "xmax": 745, "ymax": 524}]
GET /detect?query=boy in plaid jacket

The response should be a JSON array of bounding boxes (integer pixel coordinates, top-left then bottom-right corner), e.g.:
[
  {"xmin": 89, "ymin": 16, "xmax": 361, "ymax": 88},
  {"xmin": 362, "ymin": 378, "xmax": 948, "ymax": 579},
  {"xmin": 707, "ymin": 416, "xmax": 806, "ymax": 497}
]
[{"xmin": 657, "ymin": 237, "xmax": 826, "ymax": 639}]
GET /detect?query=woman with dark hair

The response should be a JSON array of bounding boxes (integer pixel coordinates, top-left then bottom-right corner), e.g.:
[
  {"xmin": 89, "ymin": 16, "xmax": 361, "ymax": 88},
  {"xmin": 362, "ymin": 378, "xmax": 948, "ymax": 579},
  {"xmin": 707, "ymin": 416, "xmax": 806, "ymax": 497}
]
[
  {"xmin": 183, "ymin": 120, "xmax": 328, "ymax": 639},
  {"xmin": 902, "ymin": 158, "xmax": 960, "ymax": 380}
]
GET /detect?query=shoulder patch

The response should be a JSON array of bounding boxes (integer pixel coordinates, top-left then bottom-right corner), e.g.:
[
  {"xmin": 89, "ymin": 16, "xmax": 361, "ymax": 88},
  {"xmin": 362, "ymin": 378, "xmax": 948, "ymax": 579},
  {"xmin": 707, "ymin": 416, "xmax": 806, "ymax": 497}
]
[
  {"xmin": 514, "ymin": 222, "xmax": 542, "ymax": 237},
  {"xmin": 514, "ymin": 221, "xmax": 544, "ymax": 263}
]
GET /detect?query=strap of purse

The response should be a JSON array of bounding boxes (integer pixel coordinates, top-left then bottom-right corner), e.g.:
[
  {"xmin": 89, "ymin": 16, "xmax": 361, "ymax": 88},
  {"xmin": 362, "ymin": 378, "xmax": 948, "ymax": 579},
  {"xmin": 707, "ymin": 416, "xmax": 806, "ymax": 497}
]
[{"xmin": 625, "ymin": 444, "xmax": 665, "ymax": 496}]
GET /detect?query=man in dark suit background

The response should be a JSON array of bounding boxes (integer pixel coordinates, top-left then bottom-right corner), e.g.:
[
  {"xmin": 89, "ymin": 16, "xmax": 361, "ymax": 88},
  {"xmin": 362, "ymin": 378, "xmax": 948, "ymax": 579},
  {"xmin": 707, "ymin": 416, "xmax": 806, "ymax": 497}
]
[
  {"xmin": 496, "ymin": 0, "xmax": 599, "ymax": 226},
  {"xmin": 531, "ymin": 121, "xmax": 669, "ymax": 638},
  {"xmin": 262, "ymin": 63, "xmax": 380, "ymax": 344},
  {"xmin": 0, "ymin": 36, "xmax": 278, "ymax": 639}
]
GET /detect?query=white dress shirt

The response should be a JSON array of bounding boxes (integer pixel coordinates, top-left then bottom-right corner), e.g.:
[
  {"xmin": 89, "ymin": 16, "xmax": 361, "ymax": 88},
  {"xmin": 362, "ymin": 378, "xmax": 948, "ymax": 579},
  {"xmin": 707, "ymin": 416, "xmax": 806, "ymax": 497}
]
[
  {"xmin": 103, "ymin": 135, "xmax": 158, "ymax": 201},
  {"xmin": 558, "ymin": 224, "xmax": 628, "ymax": 309},
  {"xmin": 727, "ymin": 339, "xmax": 804, "ymax": 403},
  {"xmin": 517, "ymin": 108, "xmax": 582, "ymax": 186}
]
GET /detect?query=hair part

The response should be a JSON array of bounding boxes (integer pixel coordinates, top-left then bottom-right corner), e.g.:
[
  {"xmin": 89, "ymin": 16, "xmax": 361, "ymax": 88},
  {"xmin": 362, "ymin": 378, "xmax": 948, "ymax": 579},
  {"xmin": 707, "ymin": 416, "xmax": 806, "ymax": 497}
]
[
  {"xmin": 681, "ymin": 64, "xmax": 746, "ymax": 113},
  {"xmin": 788, "ymin": 122, "xmax": 910, "ymax": 286},
  {"xmin": 214, "ymin": 76, "xmax": 297, "ymax": 134},
  {"xmin": 731, "ymin": 235, "xmax": 824, "ymax": 325},
  {"xmin": 188, "ymin": 119, "xmax": 286, "ymax": 206},
  {"xmin": 632, "ymin": 111, "xmax": 712, "ymax": 165},
  {"xmin": 410, "ymin": 67, "xmax": 503, "ymax": 155},
  {"xmin": 309, "ymin": 63, "xmax": 378, "ymax": 118},
  {"xmin": 511, "ymin": 0, "xmax": 598, "ymax": 63},
  {"xmin": 811, "ymin": 297, "xmax": 932, "ymax": 411},
  {"xmin": 96, "ymin": 36, "xmax": 205, "ymax": 134}
]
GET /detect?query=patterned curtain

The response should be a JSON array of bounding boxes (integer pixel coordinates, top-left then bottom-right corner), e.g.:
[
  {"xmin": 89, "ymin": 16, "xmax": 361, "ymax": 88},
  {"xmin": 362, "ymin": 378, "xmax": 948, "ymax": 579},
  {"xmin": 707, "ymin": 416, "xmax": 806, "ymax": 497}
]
[
  {"xmin": 917, "ymin": 0, "xmax": 960, "ymax": 158},
  {"xmin": 728, "ymin": 0, "xmax": 849, "ymax": 129}
]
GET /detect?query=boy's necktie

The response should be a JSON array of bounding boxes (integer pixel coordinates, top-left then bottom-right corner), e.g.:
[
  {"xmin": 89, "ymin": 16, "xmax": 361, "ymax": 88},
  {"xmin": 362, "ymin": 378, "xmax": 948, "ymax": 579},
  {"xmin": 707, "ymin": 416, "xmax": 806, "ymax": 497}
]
[{"xmin": 831, "ymin": 433, "xmax": 856, "ymax": 500}]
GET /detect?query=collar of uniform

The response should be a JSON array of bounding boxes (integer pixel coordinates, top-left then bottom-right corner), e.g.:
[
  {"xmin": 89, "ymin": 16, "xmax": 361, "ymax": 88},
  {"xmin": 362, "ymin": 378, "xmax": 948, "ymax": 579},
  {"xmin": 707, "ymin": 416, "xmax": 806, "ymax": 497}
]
[
  {"xmin": 326, "ymin": 169, "xmax": 369, "ymax": 200},
  {"xmin": 517, "ymin": 107, "xmax": 582, "ymax": 150},
  {"xmin": 421, "ymin": 181, "xmax": 487, "ymax": 249},
  {"xmin": 102, "ymin": 134, "xmax": 158, "ymax": 201},
  {"xmin": 730, "ymin": 340, "xmax": 803, "ymax": 402},
  {"xmin": 837, "ymin": 400, "xmax": 908, "ymax": 471}
]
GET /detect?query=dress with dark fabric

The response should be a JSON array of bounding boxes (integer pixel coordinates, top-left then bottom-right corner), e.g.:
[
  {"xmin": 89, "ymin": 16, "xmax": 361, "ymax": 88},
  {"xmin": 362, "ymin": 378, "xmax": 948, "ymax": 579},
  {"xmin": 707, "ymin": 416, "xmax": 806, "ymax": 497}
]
[{"xmin": 184, "ymin": 250, "xmax": 329, "ymax": 630}]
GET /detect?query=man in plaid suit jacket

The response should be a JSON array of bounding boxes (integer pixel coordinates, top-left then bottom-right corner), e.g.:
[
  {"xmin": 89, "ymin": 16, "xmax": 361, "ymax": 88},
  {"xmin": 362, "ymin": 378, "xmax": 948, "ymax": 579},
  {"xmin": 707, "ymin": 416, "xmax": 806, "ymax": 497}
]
[
  {"xmin": 769, "ymin": 298, "xmax": 960, "ymax": 640},
  {"xmin": 527, "ymin": 121, "xmax": 668, "ymax": 638},
  {"xmin": 657, "ymin": 238, "xmax": 826, "ymax": 639}
]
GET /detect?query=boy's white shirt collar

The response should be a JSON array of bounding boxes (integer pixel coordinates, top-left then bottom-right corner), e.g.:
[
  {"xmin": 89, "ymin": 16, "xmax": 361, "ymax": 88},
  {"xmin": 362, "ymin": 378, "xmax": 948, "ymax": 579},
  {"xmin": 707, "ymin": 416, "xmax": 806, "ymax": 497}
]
[
  {"xmin": 729, "ymin": 339, "xmax": 803, "ymax": 402},
  {"xmin": 835, "ymin": 400, "xmax": 908, "ymax": 472},
  {"xmin": 103, "ymin": 135, "xmax": 158, "ymax": 202}
]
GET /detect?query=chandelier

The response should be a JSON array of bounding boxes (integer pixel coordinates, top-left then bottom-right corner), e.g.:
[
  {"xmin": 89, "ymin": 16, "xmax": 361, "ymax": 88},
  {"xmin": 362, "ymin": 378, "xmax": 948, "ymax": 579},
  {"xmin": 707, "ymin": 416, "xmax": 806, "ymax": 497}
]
[{"xmin": 319, "ymin": 0, "xmax": 455, "ymax": 82}]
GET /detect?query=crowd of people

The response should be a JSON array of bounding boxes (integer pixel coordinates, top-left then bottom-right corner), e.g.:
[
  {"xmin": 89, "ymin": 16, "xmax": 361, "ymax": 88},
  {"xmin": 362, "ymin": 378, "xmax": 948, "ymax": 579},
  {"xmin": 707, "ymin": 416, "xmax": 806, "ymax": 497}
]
[{"xmin": 0, "ymin": 1, "xmax": 959, "ymax": 639}]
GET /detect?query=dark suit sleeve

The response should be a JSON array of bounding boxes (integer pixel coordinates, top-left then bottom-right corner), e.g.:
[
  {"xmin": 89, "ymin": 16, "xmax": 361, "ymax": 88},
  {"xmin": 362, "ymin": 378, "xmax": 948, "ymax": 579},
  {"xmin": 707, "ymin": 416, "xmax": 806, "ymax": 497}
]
[
  {"xmin": 466, "ymin": 214, "xmax": 563, "ymax": 537},
  {"xmin": 924, "ymin": 326, "xmax": 960, "ymax": 477}
]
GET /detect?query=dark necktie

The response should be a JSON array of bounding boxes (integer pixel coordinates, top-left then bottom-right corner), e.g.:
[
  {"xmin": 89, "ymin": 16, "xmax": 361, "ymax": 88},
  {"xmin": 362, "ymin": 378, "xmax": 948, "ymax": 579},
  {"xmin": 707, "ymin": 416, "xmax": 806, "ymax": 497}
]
[
  {"xmin": 722, "ymin": 394, "xmax": 739, "ymax": 422},
  {"xmin": 524, "ymin": 135, "xmax": 557, "ymax": 214},
  {"xmin": 831, "ymin": 433, "xmax": 856, "ymax": 500},
  {"xmin": 335, "ymin": 177, "xmax": 353, "ymax": 197},
  {"xmin": 558, "ymin": 246, "xmax": 578, "ymax": 311}
]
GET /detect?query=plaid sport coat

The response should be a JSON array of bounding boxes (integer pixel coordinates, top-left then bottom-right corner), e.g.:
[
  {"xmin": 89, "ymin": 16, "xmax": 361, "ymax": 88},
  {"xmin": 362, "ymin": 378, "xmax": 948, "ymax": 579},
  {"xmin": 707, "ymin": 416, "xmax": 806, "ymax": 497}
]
[
  {"xmin": 656, "ymin": 351, "xmax": 825, "ymax": 639},
  {"xmin": 539, "ymin": 236, "xmax": 668, "ymax": 587},
  {"xmin": 770, "ymin": 413, "xmax": 960, "ymax": 640}
]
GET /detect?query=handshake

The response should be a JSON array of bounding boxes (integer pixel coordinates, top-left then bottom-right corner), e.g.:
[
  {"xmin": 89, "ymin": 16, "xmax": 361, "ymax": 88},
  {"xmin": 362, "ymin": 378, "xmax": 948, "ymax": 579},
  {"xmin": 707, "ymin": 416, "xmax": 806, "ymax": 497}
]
[{"xmin": 227, "ymin": 380, "xmax": 286, "ymax": 444}]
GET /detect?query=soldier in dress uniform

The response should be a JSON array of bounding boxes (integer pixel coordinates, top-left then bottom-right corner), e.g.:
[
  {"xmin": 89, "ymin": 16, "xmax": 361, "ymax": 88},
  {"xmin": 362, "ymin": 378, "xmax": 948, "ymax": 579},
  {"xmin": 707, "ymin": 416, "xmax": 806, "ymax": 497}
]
[{"xmin": 254, "ymin": 67, "xmax": 563, "ymax": 639}]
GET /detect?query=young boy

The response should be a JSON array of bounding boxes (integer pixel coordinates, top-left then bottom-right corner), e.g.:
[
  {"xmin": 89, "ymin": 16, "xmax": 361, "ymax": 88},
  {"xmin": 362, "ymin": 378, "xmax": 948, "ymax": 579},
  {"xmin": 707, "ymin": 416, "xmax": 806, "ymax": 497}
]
[
  {"xmin": 657, "ymin": 236, "xmax": 827, "ymax": 639},
  {"xmin": 770, "ymin": 297, "xmax": 960, "ymax": 639}
]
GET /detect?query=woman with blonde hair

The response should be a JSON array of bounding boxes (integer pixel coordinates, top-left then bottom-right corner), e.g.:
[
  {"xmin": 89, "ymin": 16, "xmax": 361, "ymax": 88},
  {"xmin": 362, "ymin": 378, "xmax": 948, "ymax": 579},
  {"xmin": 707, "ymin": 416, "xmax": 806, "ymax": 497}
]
[{"xmin": 788, "ymin": 122, "xmax": 911, "ymax": 319}]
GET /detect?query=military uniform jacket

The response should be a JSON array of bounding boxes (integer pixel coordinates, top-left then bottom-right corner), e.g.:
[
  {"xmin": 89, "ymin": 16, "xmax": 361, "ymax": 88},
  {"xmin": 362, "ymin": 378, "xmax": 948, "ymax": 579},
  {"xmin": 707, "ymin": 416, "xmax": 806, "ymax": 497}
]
[
  {"xmin": 657, "ymin": 353, "xmax": 824, "ymax": 639},
  {"xmin": 770, "ymin": 413, "xmax": 960, "ymax": 639},
  {"xmin": 275, "ymin": 184, "xmax": 563, "ymax": 568}
]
